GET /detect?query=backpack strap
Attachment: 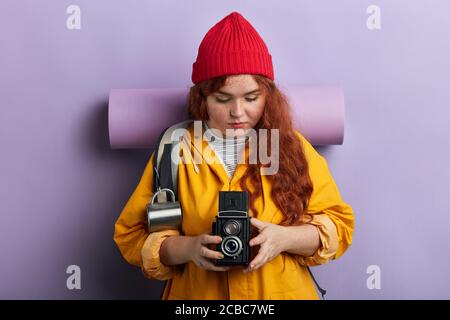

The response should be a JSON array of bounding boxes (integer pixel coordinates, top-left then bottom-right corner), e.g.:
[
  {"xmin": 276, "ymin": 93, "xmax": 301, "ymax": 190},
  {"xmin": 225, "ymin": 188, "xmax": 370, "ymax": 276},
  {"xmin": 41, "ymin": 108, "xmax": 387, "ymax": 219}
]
[
  {"xmin": 307, "ymin": 266, "xmax": 327, "ymax": 300},
  {"xmin": 152, "ymin": 120, "xmax": 194, "ymax": 201}
]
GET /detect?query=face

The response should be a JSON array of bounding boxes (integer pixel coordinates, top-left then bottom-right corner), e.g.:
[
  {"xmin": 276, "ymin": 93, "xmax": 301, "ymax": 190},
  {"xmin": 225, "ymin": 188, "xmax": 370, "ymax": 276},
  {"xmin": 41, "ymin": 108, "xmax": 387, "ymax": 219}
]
[{"xmin": 206, "ymin": 74, "xmax": 266, "ymax": 138}]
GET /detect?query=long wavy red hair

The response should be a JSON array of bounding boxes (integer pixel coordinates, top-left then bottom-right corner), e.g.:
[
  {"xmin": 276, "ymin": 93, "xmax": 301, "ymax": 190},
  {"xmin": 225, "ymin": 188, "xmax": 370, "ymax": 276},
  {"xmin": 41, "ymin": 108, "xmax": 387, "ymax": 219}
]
[{"xmin": 187, "ymin": 75, "xmax": 313, "ymax": 226}]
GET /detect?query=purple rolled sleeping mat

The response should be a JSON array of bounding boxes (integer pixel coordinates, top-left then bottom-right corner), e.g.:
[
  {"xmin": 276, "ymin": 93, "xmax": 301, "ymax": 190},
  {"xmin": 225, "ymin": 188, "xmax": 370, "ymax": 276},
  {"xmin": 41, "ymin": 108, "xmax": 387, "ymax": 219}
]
[{"xmin": 108, "ymin": 86, "xmax": 345, "ymax": 148}]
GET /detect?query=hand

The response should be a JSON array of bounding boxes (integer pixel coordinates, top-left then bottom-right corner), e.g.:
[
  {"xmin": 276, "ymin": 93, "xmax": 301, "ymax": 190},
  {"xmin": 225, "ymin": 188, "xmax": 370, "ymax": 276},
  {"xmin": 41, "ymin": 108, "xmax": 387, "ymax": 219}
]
[
  {"xmin": 244, "ymin": 218, "xmax": 289, "ymax": 273},
  {"xmin": 188, "ymin": 233, "xmax": 231, "ymax": 272}
]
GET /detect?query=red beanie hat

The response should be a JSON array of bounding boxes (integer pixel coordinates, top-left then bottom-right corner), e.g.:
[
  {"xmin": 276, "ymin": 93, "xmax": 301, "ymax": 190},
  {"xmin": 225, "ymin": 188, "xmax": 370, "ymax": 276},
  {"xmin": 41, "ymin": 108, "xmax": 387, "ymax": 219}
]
[{"xmin": 192, "ymin": 11, "xmax": 274, "ymax": 85}]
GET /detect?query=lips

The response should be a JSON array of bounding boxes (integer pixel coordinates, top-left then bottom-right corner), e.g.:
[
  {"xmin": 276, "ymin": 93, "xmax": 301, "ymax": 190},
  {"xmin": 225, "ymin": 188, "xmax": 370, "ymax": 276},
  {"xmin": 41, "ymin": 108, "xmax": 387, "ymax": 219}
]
[{"xmin": 229, "ymin": 122, "xmax": 246, "ymax": 129}]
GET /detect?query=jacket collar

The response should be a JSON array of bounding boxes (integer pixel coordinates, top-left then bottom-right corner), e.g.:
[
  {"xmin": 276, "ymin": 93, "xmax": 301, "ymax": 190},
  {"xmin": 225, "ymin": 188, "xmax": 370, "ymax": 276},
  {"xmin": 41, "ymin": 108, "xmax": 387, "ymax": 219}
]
[{"xmin": 185, "ymin": 121, "xmax": 251, "ymax": 188}]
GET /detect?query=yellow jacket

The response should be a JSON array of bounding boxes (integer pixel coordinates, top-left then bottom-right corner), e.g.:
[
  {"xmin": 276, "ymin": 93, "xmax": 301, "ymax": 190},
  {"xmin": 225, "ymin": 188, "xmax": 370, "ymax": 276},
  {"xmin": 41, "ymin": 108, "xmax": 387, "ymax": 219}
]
[{"xmin": 114, "ymin": 123, "xmax": 354, "ymax": 299}]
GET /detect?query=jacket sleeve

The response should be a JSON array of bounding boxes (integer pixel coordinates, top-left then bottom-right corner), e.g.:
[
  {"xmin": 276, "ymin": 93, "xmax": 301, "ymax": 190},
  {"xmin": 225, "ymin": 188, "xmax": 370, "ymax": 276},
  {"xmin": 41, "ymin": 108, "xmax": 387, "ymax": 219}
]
[
  {"xmin": 113, "ymin": 152, "xmax": 182, "ymax": 280},
  {"xmin": 293, "ymin": 132, "xmax": 355, "ymax": 267}
]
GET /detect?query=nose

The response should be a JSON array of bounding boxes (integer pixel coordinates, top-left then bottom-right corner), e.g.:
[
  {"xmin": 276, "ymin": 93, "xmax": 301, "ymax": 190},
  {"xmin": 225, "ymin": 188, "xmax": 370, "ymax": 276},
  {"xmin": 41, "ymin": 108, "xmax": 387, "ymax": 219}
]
[{"xmin": 230, "ymin": 99, "xmax": 244, "ymax": 118}]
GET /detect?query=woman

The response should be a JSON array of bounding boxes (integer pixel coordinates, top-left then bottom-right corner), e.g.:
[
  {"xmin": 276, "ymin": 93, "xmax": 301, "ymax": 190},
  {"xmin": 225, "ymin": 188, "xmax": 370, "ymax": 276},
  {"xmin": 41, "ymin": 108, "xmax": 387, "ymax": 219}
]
[{"xmin": 114, "ymin": 11, "xmax": 354, "ymax": 300}]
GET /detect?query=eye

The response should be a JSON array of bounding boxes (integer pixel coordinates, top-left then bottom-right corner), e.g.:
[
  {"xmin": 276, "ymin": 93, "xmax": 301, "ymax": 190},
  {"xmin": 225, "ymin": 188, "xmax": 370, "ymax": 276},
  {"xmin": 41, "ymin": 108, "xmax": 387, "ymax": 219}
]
[
  {"xmin": 215, "ymin": 97, "xmax": 230, "ymax": 103},
  {"xmin": 245, "ymin": 96, "xmax": 258, "ymax": 102}
]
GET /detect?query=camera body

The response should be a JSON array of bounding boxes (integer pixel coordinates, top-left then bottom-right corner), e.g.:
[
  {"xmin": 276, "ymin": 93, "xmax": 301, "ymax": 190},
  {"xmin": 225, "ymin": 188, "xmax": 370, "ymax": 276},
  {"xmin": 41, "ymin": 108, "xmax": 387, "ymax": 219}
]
[{"xmin": 212, "ymin": 191, "xmax": 251, "ymax": 266}]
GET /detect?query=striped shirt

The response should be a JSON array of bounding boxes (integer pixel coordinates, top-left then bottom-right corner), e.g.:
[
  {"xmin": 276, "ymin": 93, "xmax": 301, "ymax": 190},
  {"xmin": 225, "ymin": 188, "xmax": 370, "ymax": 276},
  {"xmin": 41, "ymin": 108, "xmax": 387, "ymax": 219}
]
[{"xmin": 203, "ymin": 121, "xmax": 248, "ymax": 178}]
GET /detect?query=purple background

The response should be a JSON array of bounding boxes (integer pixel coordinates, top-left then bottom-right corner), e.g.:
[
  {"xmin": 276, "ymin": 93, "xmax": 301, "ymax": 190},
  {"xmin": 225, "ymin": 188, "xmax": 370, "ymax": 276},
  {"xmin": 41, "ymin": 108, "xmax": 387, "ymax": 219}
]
[{"xmin": 1, "ymin": 0, "xmax": 449, "ymax": 299}]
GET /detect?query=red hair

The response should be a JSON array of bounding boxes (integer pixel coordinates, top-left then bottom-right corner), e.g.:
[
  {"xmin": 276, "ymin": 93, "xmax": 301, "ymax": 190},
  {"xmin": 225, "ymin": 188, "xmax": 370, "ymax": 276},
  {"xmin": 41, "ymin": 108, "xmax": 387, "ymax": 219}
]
[{"xmin": 188, "ymin": 75, "xmax": 313, "ymax": 226}]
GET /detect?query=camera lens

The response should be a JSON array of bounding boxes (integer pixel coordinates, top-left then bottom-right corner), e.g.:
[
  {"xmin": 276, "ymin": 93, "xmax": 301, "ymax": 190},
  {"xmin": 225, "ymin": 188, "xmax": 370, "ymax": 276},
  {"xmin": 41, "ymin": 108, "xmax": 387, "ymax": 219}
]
[
  {"xmin": 223, "ymin": 220, "xmax": 240, "ymax": 235},
  {"xmin": 221, "ymin": 236, "xmax": 243, "ymax": 257},
  {"xmin": 225, "ymin": 240, "xmax": 237, "ymax": 252}
]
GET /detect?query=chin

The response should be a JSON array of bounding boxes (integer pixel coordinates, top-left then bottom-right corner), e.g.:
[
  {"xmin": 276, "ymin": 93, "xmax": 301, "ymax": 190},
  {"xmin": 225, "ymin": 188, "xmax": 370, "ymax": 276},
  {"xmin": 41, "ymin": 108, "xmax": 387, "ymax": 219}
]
[{"xmin": 225, "ymin": 127, "xmax": 251, "ymax": 138}]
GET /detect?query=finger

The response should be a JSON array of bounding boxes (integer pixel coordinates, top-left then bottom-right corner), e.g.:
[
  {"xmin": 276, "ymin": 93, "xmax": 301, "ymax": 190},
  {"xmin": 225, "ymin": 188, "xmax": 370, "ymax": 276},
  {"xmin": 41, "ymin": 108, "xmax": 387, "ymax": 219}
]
[
  {"xmin": 250, "ymin": 217, "xmax": 267, "ymax": 230},
  {"xmin": 200, "ymin": 245, "xmax": 225, "ymax": 260},
  {"xmin": 248, "ymin": 256, "xmax": 269, "ymax": 272},
  {"xmin": 254, "ymin": 253, "xmax": 272, "ymax": 271},
  {"xmin": 249, "ymin": 233, "xmax": 266, "ymax": 247},
  {"xmin": 244, "ymin": 251, "xmax": 265, "ymax": 272},
  {"xmin": 201, "ymin": 234, "xmax": 222, "ymax": 245},
  {"xmin": 198, "ymin": 258, "xmax": 230, "ymax": 272}
]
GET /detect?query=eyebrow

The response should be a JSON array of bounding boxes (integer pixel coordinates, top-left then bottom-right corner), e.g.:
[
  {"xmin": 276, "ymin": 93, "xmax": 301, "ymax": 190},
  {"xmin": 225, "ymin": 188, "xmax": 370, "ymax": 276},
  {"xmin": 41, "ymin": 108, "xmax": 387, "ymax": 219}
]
[{"xmin": 216, "ymin": 89, "xmax": 261, "ymax": 96}]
